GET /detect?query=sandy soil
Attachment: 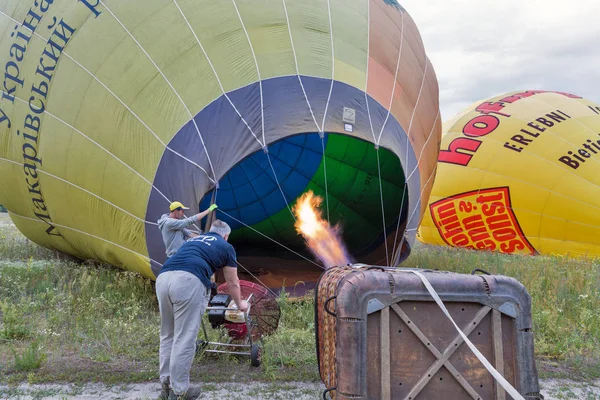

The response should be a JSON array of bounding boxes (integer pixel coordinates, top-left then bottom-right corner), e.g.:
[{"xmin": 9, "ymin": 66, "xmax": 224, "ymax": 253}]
[
  {"xmin": 1, "ymin": 379, "xmax": 600, "ymax": 400},
  {"xmin": 0, "ymin": 212, "xmax": 12, "ymax": 226}
]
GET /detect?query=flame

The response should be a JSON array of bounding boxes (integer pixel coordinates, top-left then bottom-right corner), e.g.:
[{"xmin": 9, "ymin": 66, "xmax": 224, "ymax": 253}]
[{"xmin": 293, "ymin": 191, "xmax": 351, "ymax": 269}]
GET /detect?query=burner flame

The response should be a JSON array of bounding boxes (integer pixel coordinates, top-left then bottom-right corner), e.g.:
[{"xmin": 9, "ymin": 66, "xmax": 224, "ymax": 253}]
[{"xmin": 293, "ymin": 191, "xmax": 351, "ymax": 269}]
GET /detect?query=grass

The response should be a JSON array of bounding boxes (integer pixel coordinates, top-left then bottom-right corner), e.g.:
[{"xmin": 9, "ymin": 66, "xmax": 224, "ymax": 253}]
[
  {"xmin": 1, "ymin": 212, "xmax": 599, "ymax": 389},
  {"xmin": 404, "ymin": 243, "xmax": 600, "ymax": 378}
]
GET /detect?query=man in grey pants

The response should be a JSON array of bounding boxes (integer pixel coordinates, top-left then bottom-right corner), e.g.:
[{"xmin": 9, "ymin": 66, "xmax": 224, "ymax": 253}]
[
  {"xmin": 158, "ymin": 201, "xmax": 218, "ymax": 257},
  {"xmin": 155, "ymin": 220, "xmax": 248, "ymax": 400}
]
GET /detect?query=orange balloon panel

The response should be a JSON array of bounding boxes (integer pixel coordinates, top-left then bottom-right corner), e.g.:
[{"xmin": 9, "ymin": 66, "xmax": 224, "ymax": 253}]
[{"xmin": 418, "ymin": 90, "xmax": 600, "ymax": 258}]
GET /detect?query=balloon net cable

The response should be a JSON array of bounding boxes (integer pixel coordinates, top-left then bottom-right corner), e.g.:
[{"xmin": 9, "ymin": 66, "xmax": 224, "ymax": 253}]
[
  {"xmin": 375, "ymin": 149, "xmax": 390, "ymax": 266},
  {"xmin": 0, "ymin": 156, "xmax": 157, "ymax": 226},
  {"xmin": 376, "ymin": 11, "xmax": 405, "ymax": 146},
  {"xmin": 319, "ymin": 137, "xmax": 331, "ymax": 223},
  {"xmin": 225, "ymin": 0, "xmax": 266, "ymax": 146},
  {"xmin": 264, "ymin": 151, "xmax": 296, "ymax": 222},
  {"xmin": 280, "ymin": 0, "xmax": 322, "ymax": 134},
  {"xmin": 218, "ymin": 209, "xmax": 325, "ymax": 269},
  {"xmin": 283, "ymin": 0, "xmax": 336, "ymax": 224},
  {"xmin": 397, "ymin": 110, "xmax": 441, "ymax": 256},
  {"xmin": 8, "ymin": 210, "xmax": 151, "ymax": 261},
  {"xmin": 235, "ymin": 260, "xmax": 280, "ymax": 299},
  {"xmin": 363, "ymin": 0, "xmax": 377, "ymax": 144},
  {"xmin": 361, "ymin": 0, "xmax": 393, "ymax": 264},
  {"xmin": 99, "ymin": 0, "xmax": 219, "ymax": 183},
  {"xmin": 318, "ymin": 0, "xmax": 335, "ymax": 167},
  {"xmin": 0, "ymin": 87, "xmax": 174, "ymax": 205},
  {"xmin": 391, "ymin": 59, "xmax": 430, "ymax": 263},
  {"xmin": 0, "ymin": 10, "xmax": 215, "ymax": 190},
  {"xmin": 363, "ymin": 0, "xmax": 391, "ymax": 263}
]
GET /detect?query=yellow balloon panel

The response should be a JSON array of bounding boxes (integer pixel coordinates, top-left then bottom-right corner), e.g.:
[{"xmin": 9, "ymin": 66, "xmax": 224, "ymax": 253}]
[
  {"xmin": 284, "ymin": 0, "xmax": 333, "ymax": 79},
  {"xmin": 418, "ymin": 90, "xmax": 600, "ymax": 258},
  {"xmin": 331, "ymin": 0, "xmax": 368, "ymax": 90},
  {"xmin": 0, "ymin": 0, "xmax": 440, "ymax": 285}
]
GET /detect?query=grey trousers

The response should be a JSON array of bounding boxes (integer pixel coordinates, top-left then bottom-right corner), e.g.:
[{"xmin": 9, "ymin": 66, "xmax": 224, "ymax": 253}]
[{"xmin": 156, "ymin": 270, "xmax": 209, "ymax": 395}]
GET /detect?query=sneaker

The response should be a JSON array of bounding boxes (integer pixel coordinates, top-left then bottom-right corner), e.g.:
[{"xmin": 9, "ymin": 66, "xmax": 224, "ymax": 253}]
[
  {"xmin": 158, "ymin": 377, "xmax": 170, "ymax": 400},
  {"xmin": 168, "ymin": 385, "xmax": 202, "ymax": 400}
]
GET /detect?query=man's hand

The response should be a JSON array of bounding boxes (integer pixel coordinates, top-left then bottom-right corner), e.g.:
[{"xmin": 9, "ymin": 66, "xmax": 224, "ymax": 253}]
[
  {"xmin": 238, "ymin": 300, "xmax": 249, "ymax": 312},
  {"xmin": 223, "ymin": 266, "xmax": 246, "ymax": 312},
  {"xmin": 197, "ymin": 204, "xmax": 217, "ymax": 221}
]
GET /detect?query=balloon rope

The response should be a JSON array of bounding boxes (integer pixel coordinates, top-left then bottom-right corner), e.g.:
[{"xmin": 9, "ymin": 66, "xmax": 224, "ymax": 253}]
[
  {"xmin": 319, "ymin": 0, "xmax": 335, "ymax": 135},
  {"xmin": 0, "ymin": 157, "xmax": 156, "ymax": 226},
  {"xmin": 99, "ymin": 1, "xmax": 219, "ymax": 183},
  {"xmin": 280, "ymin": 0, "xmax": 322, "ymax": 133},
  {"xmin": 376, "ymin": 11, "xmax": 405, "ymax": 145},
  {"xmin": 264, "ymin": 151, "xmax": 296, "ymax": 221},
  {"xmin": 317, "ymin": 0, "xmax": 335, "ymax": 224},
  {"xmin": 405, "ymin": 109, "xmax": 440, "ymax": 183},
  {"xmin": 363, "ymin": 0, "xmax": 377, "ymax": 143},
  {"xmin": 364, "ymin": 0, "xmax": 390, "ymax": 265},
  {"xmin": 0, "ymin": 89, "xmax": 174, "ymax": 204},
  {"xmin": 227, "ymin": 0, "xmax": 267, "ymax": 146},
  {"xmin": 218, "ymin": 209, "xmax": 324, "ymax": 269},
  {"xmin": 390, "ymin": 60, "xmax": 429, "ymax": 264},
  {"xmin": 398, "ymin": 158, "xmax": 438, "ymax": 254},
  {"xmin": 375, "ymin": 149, "xmax": 390, "ymax": 266},
  {"xmin": 203, "ymin": 188, "xmax": 219, "ymax": 232},
  {"xmin": 8, "ymin": 210, "xmax": 151, "ymax": 261},
  {"xmin": 235, "ymin": 260, "xmax": 280, "ymax": 298},
  {"xmin": 398, "ymin": 110, "xmax": 441, "ymax": 254},
  {"xmin": 320, "ymin": 137, "xmax": 331, "ymax": 223},
  {"xmin": 0, "ymin": 11, "xmax": 216, "ymax": 188}
]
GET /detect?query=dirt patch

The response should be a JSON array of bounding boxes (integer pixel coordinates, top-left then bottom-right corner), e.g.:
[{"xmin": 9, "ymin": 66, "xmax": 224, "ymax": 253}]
[
  {"xmin": 3, "ymin": 353, "xmax": 600, "ymax": 399},
  {"xmin": 0, "ymin": 381, "xmax": 323, "ymax": 400},
  {"xmin": 541, "ymin": 379, "xmax": 600, "ymax": 399},
  {"xmin": 2, "ymin": 379, "xmax": 600, "ymax": 399},
  {"xmin": 0, "ymin": 213, "xmax": 12, "ymax": 226}
]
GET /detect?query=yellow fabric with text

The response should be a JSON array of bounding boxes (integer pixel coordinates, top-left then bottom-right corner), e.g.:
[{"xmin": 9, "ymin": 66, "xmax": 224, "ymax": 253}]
[{"xmin": 418, "ymin": 90, "xmax": 600, "ymax": 258}]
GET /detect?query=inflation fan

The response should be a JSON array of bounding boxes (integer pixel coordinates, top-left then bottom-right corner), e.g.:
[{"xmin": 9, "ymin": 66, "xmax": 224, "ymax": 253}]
[{"xmin": 196, "ymin": 280, "xmax": 281, "ymax": 366}]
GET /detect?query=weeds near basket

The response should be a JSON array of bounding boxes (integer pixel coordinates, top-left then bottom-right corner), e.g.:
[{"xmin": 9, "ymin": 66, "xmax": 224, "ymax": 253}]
[
  {"xmin": 405, "ymin": 243, "xmax": 600, "ymax": 377},
  {"xmin": 12, "ymin": 339, "xmax": 46, "ymax": 371},
  {"xmin": 0, "ymin": 301, "xmax": 33, "ymax": 341},
  {"xmin": 1, "ymin": 215, "xmax": 599, "ymax": 384}
]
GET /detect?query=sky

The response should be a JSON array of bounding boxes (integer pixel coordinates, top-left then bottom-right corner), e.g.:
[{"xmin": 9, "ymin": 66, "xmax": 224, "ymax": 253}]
[{"xmin": 400, "ymin": 0, "xmax": 600, "ymax": 121}]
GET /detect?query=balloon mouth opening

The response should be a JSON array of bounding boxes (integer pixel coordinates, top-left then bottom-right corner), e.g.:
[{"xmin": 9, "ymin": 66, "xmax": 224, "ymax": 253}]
[{"xmin": 200, "ymin": 131, "xmax": 409, "ymax": 272}]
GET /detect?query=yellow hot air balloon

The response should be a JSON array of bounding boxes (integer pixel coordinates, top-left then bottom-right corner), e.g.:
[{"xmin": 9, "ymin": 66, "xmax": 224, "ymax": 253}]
[
  {"xmin": 0, "ymin": 0, "xmax": 440, "ymax": 288},
  {"xmin": 418, "ymin": 90, "xmax": 600, "ymax": 258}
]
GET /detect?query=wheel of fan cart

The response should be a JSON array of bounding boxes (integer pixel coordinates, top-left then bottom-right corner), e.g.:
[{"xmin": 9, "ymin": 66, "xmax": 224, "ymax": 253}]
[
  {"xmin": 250, "ymin": 343, "xmax": 261, "ymax": 367},
  {"xmin": 217, "ymin": 280, "xmax": 281, "ymax": 340}
]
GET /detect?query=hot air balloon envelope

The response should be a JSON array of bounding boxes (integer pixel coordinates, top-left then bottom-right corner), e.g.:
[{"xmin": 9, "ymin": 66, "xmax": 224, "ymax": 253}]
[
  {"xmin": 419, "ymin": 90, "xmax": 600, "ymax": 258},
  {"xmin": 0, "ymin": 0, "xmax": 440, "ymax": 288}
]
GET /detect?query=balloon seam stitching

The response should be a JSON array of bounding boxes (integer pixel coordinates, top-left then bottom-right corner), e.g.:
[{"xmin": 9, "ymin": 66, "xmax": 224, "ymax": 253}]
[{"xmin": 99, "ymin": 0, "xmax": 218, "ymax": 183}]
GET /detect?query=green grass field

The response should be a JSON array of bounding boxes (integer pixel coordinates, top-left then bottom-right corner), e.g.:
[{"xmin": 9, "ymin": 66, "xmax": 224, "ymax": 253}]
[{"xmin": 0, "ymin": 213, "xmax": 599, "ymax": 388}]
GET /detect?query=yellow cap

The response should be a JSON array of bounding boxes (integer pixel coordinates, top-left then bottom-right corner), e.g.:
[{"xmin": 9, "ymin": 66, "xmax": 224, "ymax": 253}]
[{"xmin": 169, "ymin": 201, "xmax": 190, "ymax": 211}]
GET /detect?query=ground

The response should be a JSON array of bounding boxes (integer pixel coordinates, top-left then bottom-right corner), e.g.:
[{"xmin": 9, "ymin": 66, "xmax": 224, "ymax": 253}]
[
  {"xmin": 1, "ymin": 212, "xmax": 600, "ymax": 399},
  {"xmin": 1, "ymin": 379, "xmax": 600, "ymax": 399}
]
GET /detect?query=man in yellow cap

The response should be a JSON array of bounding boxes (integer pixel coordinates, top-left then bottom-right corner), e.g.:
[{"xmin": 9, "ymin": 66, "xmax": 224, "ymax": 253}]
[{"xmin": 158, "ymin": 201, "xmax": 218, "ymax": 257}]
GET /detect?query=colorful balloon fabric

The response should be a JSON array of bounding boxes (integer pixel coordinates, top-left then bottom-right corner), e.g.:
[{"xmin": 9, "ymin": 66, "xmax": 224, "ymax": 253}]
[
  {"xmin": 418, "ymin": 90, "xmax": 600, "ymax": 258},
  {"xmin": 0, "ymin": 0, "xmax": 440, "ymax": 285}
]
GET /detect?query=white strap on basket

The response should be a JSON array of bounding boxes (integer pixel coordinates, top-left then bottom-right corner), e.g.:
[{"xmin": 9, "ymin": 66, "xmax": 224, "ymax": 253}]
[{"xmin": 401, "ymin": 269, "xmax": 525, "ymax": 400}]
